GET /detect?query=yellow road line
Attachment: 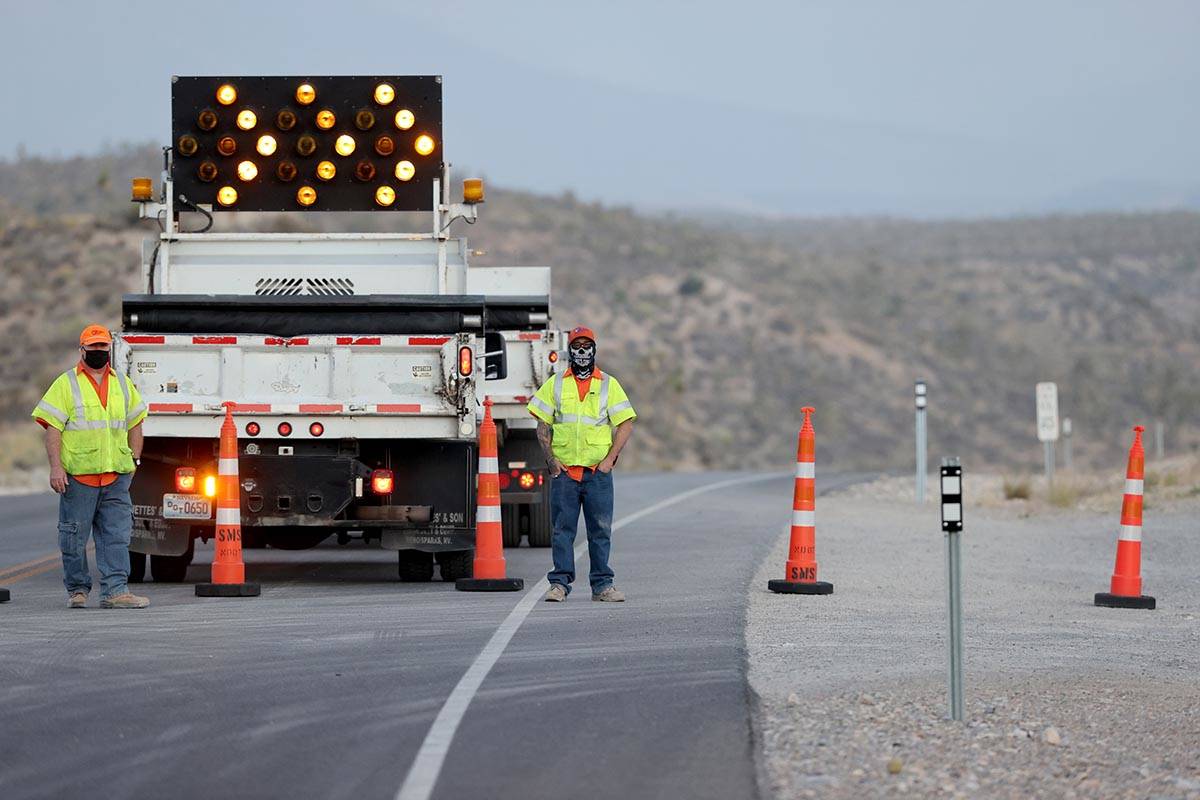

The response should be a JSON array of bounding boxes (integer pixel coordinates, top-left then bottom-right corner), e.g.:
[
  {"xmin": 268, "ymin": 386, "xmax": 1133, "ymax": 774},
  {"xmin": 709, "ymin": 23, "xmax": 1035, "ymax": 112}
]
[{"xmin": 0, "ymin": 546, "xmax": 94, "ymax": 584}]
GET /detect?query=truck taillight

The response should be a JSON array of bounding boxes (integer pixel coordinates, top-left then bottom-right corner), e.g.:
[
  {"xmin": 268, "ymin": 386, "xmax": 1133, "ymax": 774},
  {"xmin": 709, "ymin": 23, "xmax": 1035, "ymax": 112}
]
[
  {"xmin": 309, "ymin": 422, "xmax": 324, "ymax": 437},
  {"xmin": 519, "ymin": 471, "xmax": 535, "ymax": 490},
  {"xmin": 498, "ymin": 472, "xmax": 511, "ymax": 490},
  {"xmin": 371, "ymin": 469, "xmax": 394, "ymax": 495},
  {"xmin": 175, "ymin": 468, "xmax": 196, "ymax": 493},
  {"xmin": 548, "ymin": 351, "xmax": 558, "ymax": 363},
  {"xmin": 458, "ymin": 346, "xmax": 473, "ymax": 376},
  {"xmin": 246, "ymin": 421, "xmax": 260, "ymax": 436},
  {"xmin": 278, "ymin": 422, "xmax": 292, "ymax": 436}
]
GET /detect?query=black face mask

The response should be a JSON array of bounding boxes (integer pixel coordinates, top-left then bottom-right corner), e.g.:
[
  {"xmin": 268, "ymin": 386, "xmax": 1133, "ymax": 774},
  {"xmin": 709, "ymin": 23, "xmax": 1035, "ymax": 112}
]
[
  {"xmin": 569, "ymin": 342, "xmax": 595, "ymax": 379},
  {"xmin": 82, "ymin": 349, "xmax": 111, "ymax": 369}
]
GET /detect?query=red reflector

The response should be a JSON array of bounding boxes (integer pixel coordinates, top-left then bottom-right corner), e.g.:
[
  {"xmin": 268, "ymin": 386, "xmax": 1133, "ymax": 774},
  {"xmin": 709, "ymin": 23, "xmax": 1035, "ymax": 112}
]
[
  {"xmin": 278, "ymin": 422, "xmax": 293, "ymax": 436},
  {"xmin": 309, "ymin": 422, "xmax": 324, "ymax": 437},
  {"xmin": 511, "ymin": 469, "xmax": 519, "ymax": 477},
  {"xmin": 458, "ymin": 346, "xmax": 473, "ymax": 376},
  {"xmin": 538, "ymin": 474, "xmax": 544, "ymax": 486},
  {"xmin": 498, "ymin": 472, "xmax": 512, "ymax": 490},
  {"xmin": 549, "ymin": 351, "xmax": 558, "ymax": 363},
  {"xmin": 371, "ymin": 469, "xmax": 394, "ymax": 495},
  {"xmin": 175, "ymin": 467, "xmax": 196, "ymax": 493},
  {"xmin": 246, "ymin": 421, "xmax": 261, "ymax": 436},
  {"xmin": 519, "ymin": 471, "xmax": 536, "ymax": 490}
]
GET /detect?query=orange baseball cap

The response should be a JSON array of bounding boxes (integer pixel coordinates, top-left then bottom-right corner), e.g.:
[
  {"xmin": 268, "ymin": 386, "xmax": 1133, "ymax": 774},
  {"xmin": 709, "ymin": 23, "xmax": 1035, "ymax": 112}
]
[
  {"xmin": 79, "ymin": 324, "xmax": 113, "ymax": 346},
  {"xmin": 568, "ymin": 326, "xmax": 596, "ymax": 345}
]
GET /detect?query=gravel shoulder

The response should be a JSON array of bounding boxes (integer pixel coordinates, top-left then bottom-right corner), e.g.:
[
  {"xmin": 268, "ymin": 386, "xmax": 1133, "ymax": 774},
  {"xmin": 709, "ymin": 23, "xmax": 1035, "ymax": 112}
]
[{"xmin": 747, "ymin": 480, "xmax": 1200, "ymax": 799}]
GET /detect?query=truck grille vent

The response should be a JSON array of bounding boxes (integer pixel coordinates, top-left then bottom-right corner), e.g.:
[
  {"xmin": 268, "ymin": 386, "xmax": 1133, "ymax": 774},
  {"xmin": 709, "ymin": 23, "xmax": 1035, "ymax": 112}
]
[{"xmin": 255, "ymin": 278, "xmax": 356, "ymax": 296}]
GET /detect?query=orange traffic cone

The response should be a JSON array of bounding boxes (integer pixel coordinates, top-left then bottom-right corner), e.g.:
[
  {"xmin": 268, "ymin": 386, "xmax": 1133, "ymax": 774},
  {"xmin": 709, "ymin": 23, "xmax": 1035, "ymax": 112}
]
[
  {"xmin": 1095, "ymin": 425, "xmax": 1155, "ymax": 609},
  {"xmin": 769, "ymin": 406, "xmax": 833, "ymax": 595},
  {"xmin": 457, "ymin": 398, "xmax": 524, "ymax": 592},
  {"xmin": 196, "ymin": 402, "xmax": 261, "ymax": 597}
]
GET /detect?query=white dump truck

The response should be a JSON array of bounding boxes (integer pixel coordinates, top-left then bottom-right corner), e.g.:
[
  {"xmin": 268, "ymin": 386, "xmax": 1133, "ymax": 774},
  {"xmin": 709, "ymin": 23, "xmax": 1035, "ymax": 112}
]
[{"xmin": 121, "ymin": 75, "xmax": 559, "ymax": 584}]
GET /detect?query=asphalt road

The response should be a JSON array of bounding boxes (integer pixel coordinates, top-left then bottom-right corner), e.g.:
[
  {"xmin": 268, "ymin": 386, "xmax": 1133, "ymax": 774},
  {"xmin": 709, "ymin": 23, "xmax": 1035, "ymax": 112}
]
[{"xmin": 0, "ymin": 471, "xmax": 866, "ymax": 800}]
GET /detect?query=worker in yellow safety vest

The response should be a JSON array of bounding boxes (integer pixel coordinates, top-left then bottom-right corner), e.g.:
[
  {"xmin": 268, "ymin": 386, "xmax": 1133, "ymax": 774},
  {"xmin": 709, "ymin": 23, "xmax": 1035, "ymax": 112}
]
[
  {"xmin": 32, "ymin": 325, "xmax": 150, "ymax": 609},
  {"xmin": 527, "ymin": 326, "xmax": 636, "ymax": 602}
]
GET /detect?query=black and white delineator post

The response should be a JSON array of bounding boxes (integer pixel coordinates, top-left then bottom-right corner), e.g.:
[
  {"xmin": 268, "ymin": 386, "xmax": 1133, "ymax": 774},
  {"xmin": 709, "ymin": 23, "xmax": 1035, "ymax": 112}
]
[
  {"xmin": 940, "ymin": 458, "xmax": 964, "ymax": 722},
  {"xmin": 915, "ymin": 380, "xmax": 928, "ymax": 503},
  {"xmin": 1062, "ymin": 417, "xmax": 1073, "ymax": 470}
]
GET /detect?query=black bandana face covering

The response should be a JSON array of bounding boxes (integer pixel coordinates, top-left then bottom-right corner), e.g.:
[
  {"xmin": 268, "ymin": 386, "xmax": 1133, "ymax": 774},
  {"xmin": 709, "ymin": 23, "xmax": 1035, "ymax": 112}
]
[
  {"xmin": 83, "ymin": 349, "xmax": 111, "ymax": 369},
  {"xmin": 569, "ymin": 341, "xmax": 595, "ymax": 379}
]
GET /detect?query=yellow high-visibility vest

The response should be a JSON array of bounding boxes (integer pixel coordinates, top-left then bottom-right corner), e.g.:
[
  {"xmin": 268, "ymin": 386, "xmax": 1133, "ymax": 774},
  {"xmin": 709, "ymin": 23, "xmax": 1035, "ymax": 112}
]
[
  {"xmin": 527, "ymin": 369, "xmax": 636, "ymax": 467},
  {"xmin": 31, "ymin": 367, "xmax": 147, "ymax": 475}
]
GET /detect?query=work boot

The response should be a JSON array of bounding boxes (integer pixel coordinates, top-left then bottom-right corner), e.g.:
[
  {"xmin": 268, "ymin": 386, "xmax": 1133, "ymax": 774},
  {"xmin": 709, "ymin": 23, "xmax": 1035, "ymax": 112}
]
[
  {"xmin": 544, "ymin": 584, "xmax": 567, "ymax": 602},
  {"xmin": 592, "ymin": 586, "xmax": 625, "ymax": 602},
  {"xmin": 100, "ymin": 592, "xmax": 150, "ymax": 609},
  {"xmin": 68, "ymin": 591, "xmax": 88, "ymax": 609}
]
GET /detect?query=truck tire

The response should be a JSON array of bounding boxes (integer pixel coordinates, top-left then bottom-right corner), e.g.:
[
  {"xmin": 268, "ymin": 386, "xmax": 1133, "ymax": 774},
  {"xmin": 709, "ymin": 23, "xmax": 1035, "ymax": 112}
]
[
  {"xmin": 398, "ymin": 549, "xmax": 434, "ymax": 582},
  {"xmin": 436, "ymin": 550, "xmax": 473, "ymax": 582},
  {"xmin": 129, "ymin": 551, "xmax": 147, "ymax": 583},
  {"xmin": 151, "ymin": 548, "xmax": 194, "ymax": 583},
  {"xmin": 501, "ymin": 504, "xmax": 523, "ymax": 548},
  {"xmin": 527, "ymin": 494, "xmax": 553, "ymax": 548}
]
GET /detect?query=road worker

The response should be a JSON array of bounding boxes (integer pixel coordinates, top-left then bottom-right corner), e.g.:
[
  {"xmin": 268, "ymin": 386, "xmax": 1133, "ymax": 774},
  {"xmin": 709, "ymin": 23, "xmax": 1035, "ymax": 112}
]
[
  {"xmin": 527, "ymin": 326, "xmax": 636, "ymax": 602},
  {"xmin": 32, "ymin": 325, "xmax": 150, "ymax": 609}
]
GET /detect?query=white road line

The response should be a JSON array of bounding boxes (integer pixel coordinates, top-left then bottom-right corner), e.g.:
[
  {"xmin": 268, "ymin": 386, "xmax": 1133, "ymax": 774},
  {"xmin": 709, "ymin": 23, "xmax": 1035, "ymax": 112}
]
[{"xmin": 395, "ymin": 472, "xmax": 786, "ymax": 800}]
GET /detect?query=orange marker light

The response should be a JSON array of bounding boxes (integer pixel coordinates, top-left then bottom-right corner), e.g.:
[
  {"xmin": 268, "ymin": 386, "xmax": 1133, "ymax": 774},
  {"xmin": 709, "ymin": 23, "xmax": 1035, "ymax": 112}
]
[
  {"xmin": 203, "ymin": 474, "xmax": 218, "ymax": 497},
  {"xmin": 375, "ymin": 185, "xmax": 395, "ymax": 206},
  {"xmin": 316, "ymin": 109, "xmax": 336, "ymax": 130},
  {"xmin": 334, "ymin": 134, "xmax": 356, "ymax": 156},
  {"xmin": 236, "ymin": 109, "xmax": 257, "ymax": 130},
  {"xmin": 237, "ymin": 160, "xmax": 258, "ymax": 181},
  {"xmin": 216, "ymin": 84, "xmax": 237, "ymax": 105},
  {"xmin": 463, "ymin": 178, "xmax": 484, "ymax": 203},
  {"xmin": 374, "ymin": 83, "xmax": 395, "ymax": 105},
  {"xmin": 394, "ymin": 109, "xmax": 414, "ymax": 130},
  {"xmin": 295, "ymin": 83, "xmax": 316, "ymax": 105},
  {"xmin": 375, "ymin": 135, "xmax": 395, "ymax": 156},
  {"xmin": 297, "ymin": 185, "xmax": 317, "ymax": 206},
  {"xmin": 131, "ymin": 177, "xmax": 154, "ymax": 201},
  {"xmin": 316, "ymin": 160, "xmax": 336, "ymax": 181},
  {"xmin": 395, "ymin": 160, "xmax": 415, "ymax": 181},
  {"xmin": 414, "ymin": 134, "xmax": 435, "ymax": 156},
  {"xmin": 217, "ymin": 186, "xmax": 238, "ymax": 206},
  {"xmin": 256, "ymin": 134, "xmax": 277, "ymax": 156}
]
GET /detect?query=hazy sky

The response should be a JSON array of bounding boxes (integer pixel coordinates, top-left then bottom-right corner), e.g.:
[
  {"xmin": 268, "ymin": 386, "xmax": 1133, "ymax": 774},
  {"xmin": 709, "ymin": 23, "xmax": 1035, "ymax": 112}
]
[{"xmin": 2, "ymin": 0, "xmax": 1197, "ymax": 216}]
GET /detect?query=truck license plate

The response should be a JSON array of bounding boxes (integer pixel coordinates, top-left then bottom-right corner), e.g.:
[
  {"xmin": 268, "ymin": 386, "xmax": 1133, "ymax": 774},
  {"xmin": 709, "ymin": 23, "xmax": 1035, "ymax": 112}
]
[{"xmin": 162, "ymin": 493, "xmax": 213, "ymax": 520}]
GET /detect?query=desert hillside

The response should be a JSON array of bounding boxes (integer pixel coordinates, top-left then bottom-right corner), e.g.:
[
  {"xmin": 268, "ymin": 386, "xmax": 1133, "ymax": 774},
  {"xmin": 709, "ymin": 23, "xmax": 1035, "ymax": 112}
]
[{"xmin": 1, "ymin": 146, "xmax": 1197, "ymax": 480}]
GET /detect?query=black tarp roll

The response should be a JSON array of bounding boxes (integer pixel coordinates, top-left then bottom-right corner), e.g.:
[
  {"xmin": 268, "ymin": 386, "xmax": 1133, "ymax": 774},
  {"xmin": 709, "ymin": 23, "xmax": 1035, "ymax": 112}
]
[{"xmin": 122, "ymin": 294, "xmax": 549, "ymax": 337}]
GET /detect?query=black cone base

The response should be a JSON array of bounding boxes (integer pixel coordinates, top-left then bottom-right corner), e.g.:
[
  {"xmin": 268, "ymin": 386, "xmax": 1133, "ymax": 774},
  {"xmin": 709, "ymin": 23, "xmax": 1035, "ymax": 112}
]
[
  {"xmin": 456, "ymin": 577, "xmax": 524, "ymax": 592},
  {"xmin": 1094, "ymin": 592, "xmax": 1155, "ymax": 609},
  {"xmin": 0, "ymin": 587, "xmax": 10, "ymax": 603},
  {"xmin": 195, "ymin": 582, "xmax": 261, "ymax": 597},
  {"xmin": 768, "ymin": 579, "xmax": 834, "ymax": 595}
]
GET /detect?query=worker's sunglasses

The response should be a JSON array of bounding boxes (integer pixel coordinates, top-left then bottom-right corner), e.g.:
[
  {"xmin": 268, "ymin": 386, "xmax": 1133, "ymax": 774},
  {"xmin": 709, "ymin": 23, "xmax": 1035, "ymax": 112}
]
[{"xmin": 569, "ymin": 341, "xmax": 594, "ymax": 353}]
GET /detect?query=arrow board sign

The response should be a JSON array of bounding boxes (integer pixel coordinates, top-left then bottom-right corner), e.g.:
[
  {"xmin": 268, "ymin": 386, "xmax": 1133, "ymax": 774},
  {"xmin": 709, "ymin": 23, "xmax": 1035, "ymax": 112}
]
[{"xmin": 1035, "ymin": 382, "xmax": 1059, "ymax": 442}]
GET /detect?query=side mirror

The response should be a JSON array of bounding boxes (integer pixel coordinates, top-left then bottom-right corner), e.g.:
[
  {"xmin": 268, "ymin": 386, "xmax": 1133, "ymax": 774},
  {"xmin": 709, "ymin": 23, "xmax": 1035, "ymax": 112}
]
[{"xmin": 484, "ymin": 332, "xmax": 507, "ymax": 380}]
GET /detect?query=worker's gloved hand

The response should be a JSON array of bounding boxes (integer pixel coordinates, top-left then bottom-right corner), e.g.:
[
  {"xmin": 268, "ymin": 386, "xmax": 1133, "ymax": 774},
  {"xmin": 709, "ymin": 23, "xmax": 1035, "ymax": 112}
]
[{"xmin": 49, "ymin": 466, "xmax": 68, "ymax": 494}]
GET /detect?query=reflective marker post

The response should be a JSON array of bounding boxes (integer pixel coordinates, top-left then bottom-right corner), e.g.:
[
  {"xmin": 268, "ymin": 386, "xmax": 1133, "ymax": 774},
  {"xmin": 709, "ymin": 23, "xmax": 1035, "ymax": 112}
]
[
  {"xmin": 1062, "ymin": 417, "xmax": 1073, "ymax": 470},
  {"xmin": 915, "ymin": 380, "xmax": 928, "ymax": 503},
  {"xmin": 940, "ymin": 458, "xmax": 964, "ymax": 722}
]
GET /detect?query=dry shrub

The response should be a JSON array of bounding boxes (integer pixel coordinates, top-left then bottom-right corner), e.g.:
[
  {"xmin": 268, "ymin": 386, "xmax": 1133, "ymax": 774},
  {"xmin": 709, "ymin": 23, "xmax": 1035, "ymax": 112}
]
[{"xmin": 1003, "ymin": 477, "xmax": 1031, "ymax": 500}]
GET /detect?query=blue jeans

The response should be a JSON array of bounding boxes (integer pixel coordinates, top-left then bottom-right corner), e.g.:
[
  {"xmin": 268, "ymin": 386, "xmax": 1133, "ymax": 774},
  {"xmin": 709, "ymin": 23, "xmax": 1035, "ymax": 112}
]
[
  {"xmin": 58, "ymin": 473, "xmax": 134, "ymax": 599},
  {"xmin": 547, "ymin": 469, "xmax": 614, "ymax": 595}
]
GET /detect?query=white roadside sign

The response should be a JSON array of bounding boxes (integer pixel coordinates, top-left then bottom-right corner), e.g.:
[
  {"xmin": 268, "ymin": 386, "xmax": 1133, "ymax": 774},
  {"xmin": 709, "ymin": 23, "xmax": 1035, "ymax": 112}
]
[{"xmin": 1035, "ymin": 382, "xmax": 1059, "ymax": 442}]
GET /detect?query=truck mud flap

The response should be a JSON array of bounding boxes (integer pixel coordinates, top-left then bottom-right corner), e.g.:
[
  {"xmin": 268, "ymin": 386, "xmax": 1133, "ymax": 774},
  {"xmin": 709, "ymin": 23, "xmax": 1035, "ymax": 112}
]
[
  {"xmin": 381, "ymin": 528, "xmax": 474, "ymax": 552},
  {"xmin": 131, "ymin": 516, "xmax": 193, "ymax": 556}
]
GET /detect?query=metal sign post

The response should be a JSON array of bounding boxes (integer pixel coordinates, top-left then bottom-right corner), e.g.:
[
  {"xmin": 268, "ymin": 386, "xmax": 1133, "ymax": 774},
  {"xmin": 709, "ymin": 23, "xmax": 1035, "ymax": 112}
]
[
  {"xmin": 1062, "ymin": 417, "xmax": 1073, "ymax": 470},
  {"xmin": 940, "ymin": 458, "xmax": 964, "ymax": 722},
  {"xmin": 915, "ymin": 380, "xmax": 928, "ymax": 503},
  {"xmin": 1035, "ymin": 382, "xmax": 1059, "ymax": 484},
  {"xmin": 1155, "ymin": 421, "xmax": 1164, "ymax": 460}
]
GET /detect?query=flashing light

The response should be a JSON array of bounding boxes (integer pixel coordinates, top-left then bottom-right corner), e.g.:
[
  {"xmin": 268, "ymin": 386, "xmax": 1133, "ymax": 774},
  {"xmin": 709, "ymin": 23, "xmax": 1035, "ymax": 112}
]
[
  {"xmin": 131, "ymin": 177, "xmax": 153, "ymax": 201},
  {"xmin": 315, "ymin": 109, "xmax": 336, "ymax": 130},
  {"xmin": 276, "ymin": 109, "xmax": 297, "ymax": 130},
  {"xmin": 370, "ymin": 469, "xmax": 394, "ymax": 495},
  {"xmin": 394, "ymin": 160, "xmax": 415, "ymax": 181},
  {"xmin": 278, "ymin": 421, "xmax": 293, "ymax": 437},
  {"xmin": 374, "ymin": 83, "xmax": 395, "ymax": 105},
  {"xmin": 175, "ymin": 467, "xmax": 197, "ymax": 493},
  {"xmin": 217, "ymin": 186, "xmax": 238, "ymax": 206},
  {"xmin": 295, "ymin": 83, "xmax": 316, "ymax": 105},
  {"xmin": 334, "ymin": 134, "xmax": 356, "ymax": 156},
  {"xmin": 245, "ymin": 421, "xmax": 261, "ymax": 436},
  {"xmin": 463, "ymin": 178, "xmax": 484, "ymax": 204},
  {"xmin": 355, "ymin": 110, "xmax": 375, "ymax": 130},
  {"xmin": 458, "ymin": 346, "xmax": 473, "ymax": 376},
  {"xmin": 217, "ymin": 136, "xmax": 237, "ymax": 156},
  {"xmin": 548, "ymin": 351, "xmax": 559, "ymax": 363},
  {"xmin": 203, "ymin": 475, "xmax": 218, "ymax": 497},
  {"xmin": 394, "ymin": 109, "xmax": 414, "ymax": 130},
  {"xmin": 177, "ymin": 135, "xmax": 199, "ymax": 157},
  {"xmin": 414, "ymin": 134, "xmax": 435, "ymax": 155},
  {"xmin": 354, "ymin": 161, "xmax": 377, "ymax": 182},
  {"xmin": 375, "ymin": 185, "xmax": 395, "ymax": 206},
  {"xmin": 374, "ymin": 135, "xmax": 395, "ymax": 156},
  {"xmin": 297, "ymin": 185, "xmax": 317, "ymax": 206},
  {"xmin": 236, "ymin": 109, "xmax": 257, "ymax": 130},
  {"xmin": 296, "ymin": 135, "xmax": 317, "ymax": 157},
  {"xmin": 197, "ymin": 161, "xmax": 218, "ymax": 182},
  {"xmin": 316, "ymin": 160, "xmax": 336, "ymax": 181},
  {"xmin": 197, "ymin": 109, "xmax": 218, "ymax": 131},
  {"xmin": 236, "ymin": 160, "xmax": 258, "ymax": 182},
  {"xmin": 256, "ymin": 134, "xmax": 277, "ymax": 156},
  {"xmin": 519, "ymin": 471, "xmax": 536, "ymax": 490},
  {"xmin": 216, "ymin": 84, "xmax": 237, "ymax": 105},
  {"xmin": 309, "ymin": 422, "xmax": 325, "ymax": 437},
  {"xmin": 276, "ymin": 161, "xmax": 297, "ymax": 182}
]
